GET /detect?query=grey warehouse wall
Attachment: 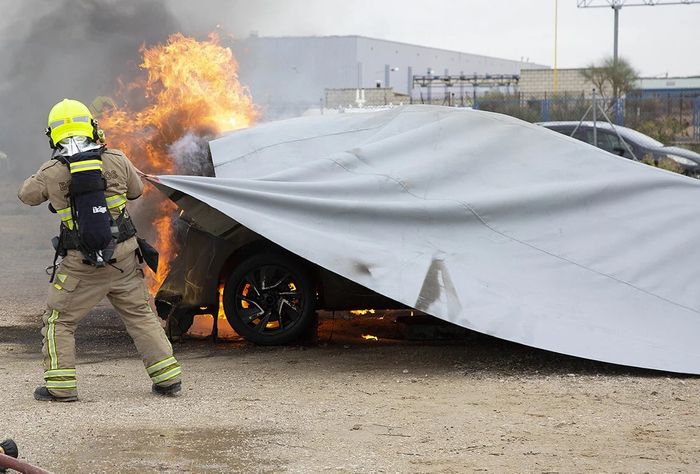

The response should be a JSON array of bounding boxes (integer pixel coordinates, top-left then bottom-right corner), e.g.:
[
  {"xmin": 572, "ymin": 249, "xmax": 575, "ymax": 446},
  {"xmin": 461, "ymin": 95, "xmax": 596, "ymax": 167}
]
[
  {"xmin": 232, "ymin": 35, "xmax": 547, "ymax": 117},
  {"xmin": 355, "ymin": 36, "xmax": 544, "ymax": 95}
]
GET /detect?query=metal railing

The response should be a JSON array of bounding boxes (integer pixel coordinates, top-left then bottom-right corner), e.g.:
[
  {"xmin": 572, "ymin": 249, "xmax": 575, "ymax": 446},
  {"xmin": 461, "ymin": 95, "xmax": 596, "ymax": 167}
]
[{"xmin": 459, "ymin": 92, "xmax": 700, "ymax": 142}]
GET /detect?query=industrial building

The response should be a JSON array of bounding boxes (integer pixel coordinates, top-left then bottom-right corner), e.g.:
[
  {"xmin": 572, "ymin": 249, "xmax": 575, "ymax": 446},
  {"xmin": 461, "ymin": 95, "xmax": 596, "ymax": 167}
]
[
  {"xmin": 519, "ymin": 69, "xmax": 700, "ymax": 101},
  {"xmin": 230, "ymin": 34, "xmax": 546, "ymax": 116},
  {"xmin": 519, "ymin": 68, "xmax": 608, "ymax": 99},
  {"xmin": 630, "ymin": 76, "xmax": 700, "ymax": 100}
]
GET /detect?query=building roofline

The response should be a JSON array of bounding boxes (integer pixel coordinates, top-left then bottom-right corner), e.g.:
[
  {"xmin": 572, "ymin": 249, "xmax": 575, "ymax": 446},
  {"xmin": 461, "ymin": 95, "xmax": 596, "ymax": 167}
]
[
  {"xmin": 243, "ymin": 34, "xmax": 548, "ymax": 68},
  {"xmin": 521, "ymin": 68, "xmax": 700, "ymax": 82},
  {"xmin": 638, "ymin": 76, "xmax": 700, "ymax": 80},
  {"xmin": 521, "ymin": 67, "xmax": 585, "ymax": 72}
]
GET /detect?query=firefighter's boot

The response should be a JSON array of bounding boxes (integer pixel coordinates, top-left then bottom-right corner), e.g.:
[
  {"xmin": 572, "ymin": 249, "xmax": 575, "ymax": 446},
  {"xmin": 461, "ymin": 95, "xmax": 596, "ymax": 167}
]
[
  {"xmin": 152, "ymin": 381, "xmax": 182, "ymax": 397},
  {"xmin": 33, "ymin": 386, "xmax": 78, "ymax": 402}
]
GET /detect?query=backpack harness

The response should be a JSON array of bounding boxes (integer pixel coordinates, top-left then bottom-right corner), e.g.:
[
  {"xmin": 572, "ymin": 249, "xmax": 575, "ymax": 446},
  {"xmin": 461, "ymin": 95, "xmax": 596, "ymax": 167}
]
[{"xmin": 49, "ymin": 147, "xmax": 137, "ymax": 281}]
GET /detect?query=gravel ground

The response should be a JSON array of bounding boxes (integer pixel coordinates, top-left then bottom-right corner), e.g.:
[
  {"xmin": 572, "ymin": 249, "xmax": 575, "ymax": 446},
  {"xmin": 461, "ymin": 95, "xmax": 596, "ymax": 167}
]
[{"xmin": 2, "ymin": 177, "xmax": 699, "ymax": 473}]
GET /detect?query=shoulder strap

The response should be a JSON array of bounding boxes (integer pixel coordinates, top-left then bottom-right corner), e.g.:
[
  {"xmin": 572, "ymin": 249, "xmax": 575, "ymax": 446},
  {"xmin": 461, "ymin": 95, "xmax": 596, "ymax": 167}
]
[
  {"xmin": 52, "ymin": 146, "xmax": 106, "ymax": 167},
  {"xmin": 66, "ymin": 146, "xmax": 106, "ymax": 164}
]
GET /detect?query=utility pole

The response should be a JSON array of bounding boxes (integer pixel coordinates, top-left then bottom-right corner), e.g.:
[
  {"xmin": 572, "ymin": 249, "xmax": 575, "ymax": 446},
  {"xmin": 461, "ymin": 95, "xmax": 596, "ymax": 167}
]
[
  {"xmin": 577, "ymin": 0, "xmax": 699, "ymax": 65},
  {"xmin": 578, "ymin": 0, "xmax": 698, "ymax": 123},
  {"xmin": 612, "ymin": 3, "xmax": 620, "ymax": 65}
]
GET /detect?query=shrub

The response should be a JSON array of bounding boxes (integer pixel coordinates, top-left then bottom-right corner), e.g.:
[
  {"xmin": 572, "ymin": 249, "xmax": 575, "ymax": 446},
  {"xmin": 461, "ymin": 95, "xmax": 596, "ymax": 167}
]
[{"xmin": 641, "ymin": 154, "xmax": 683, "ymax": 175}]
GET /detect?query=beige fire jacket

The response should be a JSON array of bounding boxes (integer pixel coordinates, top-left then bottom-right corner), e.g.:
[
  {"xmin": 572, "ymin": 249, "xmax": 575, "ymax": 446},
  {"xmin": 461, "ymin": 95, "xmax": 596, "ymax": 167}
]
[{"xmin": 18, "ymin": 148, "xmax": 143, "ymax": 261}]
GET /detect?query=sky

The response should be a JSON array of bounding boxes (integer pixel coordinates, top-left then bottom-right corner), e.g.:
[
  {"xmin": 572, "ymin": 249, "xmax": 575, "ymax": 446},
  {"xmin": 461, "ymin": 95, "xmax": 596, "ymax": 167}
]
[
  {"xmin": 0, "ymin": 0, "xmax": 697, "ymax": 77},
  {"xmin": 169, "ymin": 0, "xmax": 700, "ymax": 77},
  {"xmin": 0, "ymin": 0, "xmax": 697, "ymax": 173}
]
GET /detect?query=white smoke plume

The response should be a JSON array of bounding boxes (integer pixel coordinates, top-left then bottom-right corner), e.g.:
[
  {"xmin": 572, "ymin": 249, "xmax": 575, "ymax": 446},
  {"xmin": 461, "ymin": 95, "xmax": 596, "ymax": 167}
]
[{"xmin": 168, "ymin": 132, "xmax": 215, "ymax": 177}]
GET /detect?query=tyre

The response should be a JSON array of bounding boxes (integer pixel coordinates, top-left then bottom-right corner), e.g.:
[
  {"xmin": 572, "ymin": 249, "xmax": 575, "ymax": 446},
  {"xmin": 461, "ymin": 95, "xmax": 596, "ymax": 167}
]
[{"xmin": 222, "ymin": 251, "xmax": 316, "ymax": 345}]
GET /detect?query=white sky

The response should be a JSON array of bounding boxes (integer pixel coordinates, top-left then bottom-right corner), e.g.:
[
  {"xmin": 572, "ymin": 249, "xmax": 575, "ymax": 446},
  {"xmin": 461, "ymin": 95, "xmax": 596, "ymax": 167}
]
[
  {"xmin": 2, "ymin": 1, "xmax": 698, "ymax": 77},
  {"xmin": 203, "ymin": 0, "xmax": 700, "ymax": 77}
]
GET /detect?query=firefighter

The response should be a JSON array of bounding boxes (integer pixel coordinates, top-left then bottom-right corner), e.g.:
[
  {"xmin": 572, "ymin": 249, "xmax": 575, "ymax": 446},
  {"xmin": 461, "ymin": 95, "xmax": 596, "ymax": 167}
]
[{"xmin": 18, "ymin": 99, "xmax": 182, "ymax": 401}]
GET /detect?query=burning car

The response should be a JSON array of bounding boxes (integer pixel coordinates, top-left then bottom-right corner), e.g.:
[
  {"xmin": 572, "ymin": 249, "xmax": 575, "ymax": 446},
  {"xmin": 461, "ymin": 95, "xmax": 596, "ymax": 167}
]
[
  {"xmin": 155, "ymin": 214, "xmax": 404, "ymax": 344},
  {"xmin": 149, "ymin": 105, "xmax": 700, "ymax": 375}
]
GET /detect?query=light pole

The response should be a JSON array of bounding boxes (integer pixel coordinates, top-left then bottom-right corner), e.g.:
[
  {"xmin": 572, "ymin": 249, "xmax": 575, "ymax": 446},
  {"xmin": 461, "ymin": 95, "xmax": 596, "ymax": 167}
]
[
  {"xmin": 427, "ymin": 68, "xmax": 435, "ymax": 103},
  {"xmin": 612, "ymin": 3, "xmax": 620, "ymax": 66},
  {"xmin": 384, "ymin": 64, "xmax": 400, "ymax": 88}
]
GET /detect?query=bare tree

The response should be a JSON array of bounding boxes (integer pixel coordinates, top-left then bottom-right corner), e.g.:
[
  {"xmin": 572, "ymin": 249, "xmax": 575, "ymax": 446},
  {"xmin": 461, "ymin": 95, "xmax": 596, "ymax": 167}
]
[{"xmin": 581, "ymin": 57, "xmax": 638, "ymax": 110}]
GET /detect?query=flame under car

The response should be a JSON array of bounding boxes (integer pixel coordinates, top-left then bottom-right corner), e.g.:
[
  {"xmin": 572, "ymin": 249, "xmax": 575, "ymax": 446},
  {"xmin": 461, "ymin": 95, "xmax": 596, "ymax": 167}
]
[{"xmin": 155, "ymin": 212, "xmax": 404, "ymax": 344}]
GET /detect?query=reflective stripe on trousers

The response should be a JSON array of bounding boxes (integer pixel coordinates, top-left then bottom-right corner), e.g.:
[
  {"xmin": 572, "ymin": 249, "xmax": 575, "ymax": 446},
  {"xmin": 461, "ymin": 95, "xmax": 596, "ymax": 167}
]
[
  {"xmin": 44, "ymin": 368, "xmax": 77, "ymax": 390},
  {"xmin": 146, "ymin": 356, "xmax": 182, "ymax": 385},
  {"xmin": 47, "ymin": 309, "xmax": 60, "ymax": 369}
]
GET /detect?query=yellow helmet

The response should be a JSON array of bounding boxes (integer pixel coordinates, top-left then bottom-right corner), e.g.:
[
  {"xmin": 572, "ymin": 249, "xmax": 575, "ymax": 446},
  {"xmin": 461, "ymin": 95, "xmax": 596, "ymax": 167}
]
[{"xmin": 46, "ymin": 99, "xmax": 95, "ymax": 146}]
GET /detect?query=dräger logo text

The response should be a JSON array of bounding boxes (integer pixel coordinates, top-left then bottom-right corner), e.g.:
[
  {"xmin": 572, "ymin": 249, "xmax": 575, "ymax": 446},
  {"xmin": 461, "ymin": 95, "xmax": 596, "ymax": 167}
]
[{"xmin": 92, "ymin": 206, "xmax": 107, "ymax": 214}]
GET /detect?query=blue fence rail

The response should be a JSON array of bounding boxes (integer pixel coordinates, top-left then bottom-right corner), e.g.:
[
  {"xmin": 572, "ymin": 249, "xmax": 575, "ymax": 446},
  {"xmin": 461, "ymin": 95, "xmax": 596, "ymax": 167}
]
[{"xmin": 453, "ymin": 93, "xmax": 700, "ymax": 142}]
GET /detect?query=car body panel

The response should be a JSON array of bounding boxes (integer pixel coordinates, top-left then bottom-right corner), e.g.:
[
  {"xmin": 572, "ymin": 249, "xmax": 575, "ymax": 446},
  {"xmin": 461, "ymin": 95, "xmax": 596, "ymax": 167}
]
[
  {"xmin": 539, "ymin": 121, "xmax": 700, "ymax": 176},
  {"xmin": 155, "ymin": 215, "xmax": 405, "ymax": 323}
]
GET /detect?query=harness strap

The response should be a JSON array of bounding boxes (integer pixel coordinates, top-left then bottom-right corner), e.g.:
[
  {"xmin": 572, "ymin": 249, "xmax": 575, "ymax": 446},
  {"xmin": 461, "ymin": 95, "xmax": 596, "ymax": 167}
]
[{"xmin": 50, "ymin": 147, "xmax": 137, "ymax": 269}]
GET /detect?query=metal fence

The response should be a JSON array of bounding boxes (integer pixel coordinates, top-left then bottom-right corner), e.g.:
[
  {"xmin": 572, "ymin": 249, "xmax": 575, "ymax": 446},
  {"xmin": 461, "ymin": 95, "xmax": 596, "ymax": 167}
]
[{"xmin": 413, "ymin": 91, "xmax": 700, "ymax": 143}]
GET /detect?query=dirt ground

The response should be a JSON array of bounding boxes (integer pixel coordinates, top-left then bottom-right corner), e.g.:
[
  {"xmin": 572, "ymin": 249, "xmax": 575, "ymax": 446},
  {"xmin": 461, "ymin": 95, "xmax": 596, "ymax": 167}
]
[{"xmin": 1, "ymin": 177, "xmax": 699, "ymax": 473}]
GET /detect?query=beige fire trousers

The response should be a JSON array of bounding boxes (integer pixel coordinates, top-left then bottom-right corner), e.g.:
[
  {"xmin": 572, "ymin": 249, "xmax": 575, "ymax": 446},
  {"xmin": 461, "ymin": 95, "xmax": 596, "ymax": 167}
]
[{"xmin": 42, "ymin": 248, "xmax": 181, "ymax": 398}]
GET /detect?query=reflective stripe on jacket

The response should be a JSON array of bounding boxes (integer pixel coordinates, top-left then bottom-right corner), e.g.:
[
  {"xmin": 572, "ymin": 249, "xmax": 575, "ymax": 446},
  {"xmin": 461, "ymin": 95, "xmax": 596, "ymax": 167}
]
[{"xmin": 18, "ymin": 148, "xmax": 144, "ymax": 259}]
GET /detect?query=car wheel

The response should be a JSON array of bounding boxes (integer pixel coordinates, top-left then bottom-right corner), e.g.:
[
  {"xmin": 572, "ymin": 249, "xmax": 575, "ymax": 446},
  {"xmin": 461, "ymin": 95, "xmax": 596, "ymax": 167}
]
[{"xmin": 223, "ymin": 251, "xmax": 316, "ymax": 345}]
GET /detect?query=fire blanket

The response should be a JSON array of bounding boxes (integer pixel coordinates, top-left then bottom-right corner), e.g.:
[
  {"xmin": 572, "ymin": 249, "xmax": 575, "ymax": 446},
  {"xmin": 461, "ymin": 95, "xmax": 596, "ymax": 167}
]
[{"xmin": 149, "ymin": 105, "xmax": 700, "ymax": 374}]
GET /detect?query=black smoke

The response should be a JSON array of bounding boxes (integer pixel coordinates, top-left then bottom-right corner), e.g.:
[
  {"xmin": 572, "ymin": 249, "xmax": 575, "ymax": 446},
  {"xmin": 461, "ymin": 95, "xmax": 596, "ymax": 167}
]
[
  {"xmin": 0, "ymin": 0, "xmax": 181, "ymax": 178},
  {"xmin": 0, "ymin": 0, "xmax": 326, "ymax": 180}
]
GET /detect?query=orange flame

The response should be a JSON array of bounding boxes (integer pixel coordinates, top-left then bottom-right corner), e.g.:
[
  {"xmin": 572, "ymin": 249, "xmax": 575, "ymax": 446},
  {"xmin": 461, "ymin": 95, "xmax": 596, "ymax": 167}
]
[
  {"xmin": 187, "ymin": 284, "xmax": 237, "ymax": 339},
  {"xmin": 99, "ymin": 33, "xmax": 258, "ymax": 292}
]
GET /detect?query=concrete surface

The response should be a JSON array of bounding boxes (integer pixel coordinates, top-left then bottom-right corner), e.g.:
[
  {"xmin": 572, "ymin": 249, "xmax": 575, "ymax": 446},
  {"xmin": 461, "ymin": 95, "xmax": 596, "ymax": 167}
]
[{"xmin": 2, "ymin": 177, "xmax": 699, "ymax": 473}]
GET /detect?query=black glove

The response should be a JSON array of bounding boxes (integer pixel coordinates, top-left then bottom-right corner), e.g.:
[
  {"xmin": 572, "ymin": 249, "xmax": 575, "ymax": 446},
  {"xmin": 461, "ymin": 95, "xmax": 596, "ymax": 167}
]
[
  {"xmin": 137, "ymin": 237, "xmax": 159, "ymax": 274},
  {"xmin": 0, "ymin": 439, "xmax": 18, "ymax": 458}
]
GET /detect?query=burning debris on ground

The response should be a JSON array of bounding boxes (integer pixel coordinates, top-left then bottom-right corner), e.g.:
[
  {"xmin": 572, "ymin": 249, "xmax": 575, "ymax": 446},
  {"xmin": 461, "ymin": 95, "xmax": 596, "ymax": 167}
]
[{"xmin": 183, "ymin": 307, "xmax": 468, "ymax": 345}]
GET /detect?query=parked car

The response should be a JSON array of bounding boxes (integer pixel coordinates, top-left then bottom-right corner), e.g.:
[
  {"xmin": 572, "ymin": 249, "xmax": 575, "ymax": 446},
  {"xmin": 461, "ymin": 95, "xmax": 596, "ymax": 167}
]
[
  {"xmin": 155, "ymin": 215, "xmax": 404, "ymax": 345},
  {"xmin": 538, "ymin": 121, "xmax": 700, "ymax": 178}
]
